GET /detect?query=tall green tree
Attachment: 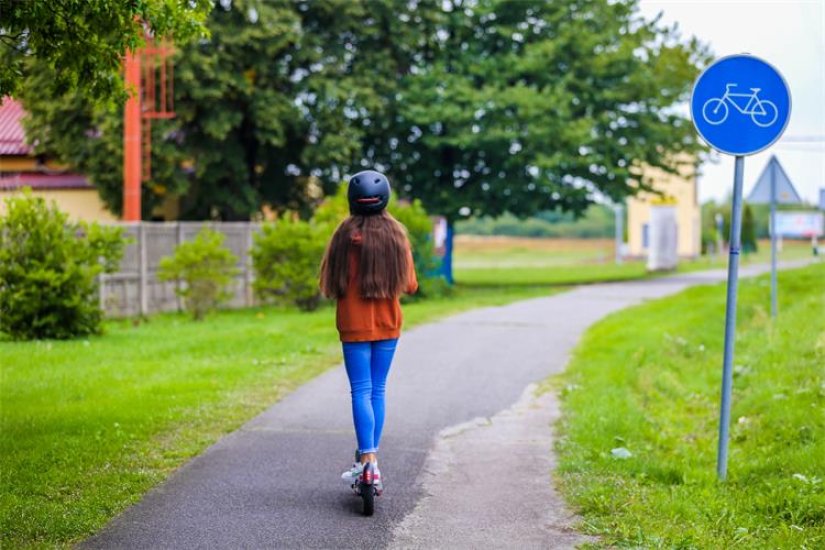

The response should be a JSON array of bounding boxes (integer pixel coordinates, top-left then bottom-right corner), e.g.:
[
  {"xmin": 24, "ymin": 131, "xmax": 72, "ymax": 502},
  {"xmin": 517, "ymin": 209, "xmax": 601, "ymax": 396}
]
[
  {"xmin": 19, "ymin": 0, "xmax": 376, "ymax": 219},
  {"xmin": 19, "ymin": 0, "xmax": 708, "ymax": 252},
  {"xmin": 0, "ymin": 0, "xmax": 211, "ymax": 101},
  {"xmin": 741, "ymin": 204, "xmax": 758, "ymax": 254},
  {"xmin": 171, "ymin": 0, "xmax": 371, "ymax": 219},
  {"xmin": 18, "ymin": 71, "xmax": 186, "ymax": 218},
  {"xmin": 361, "ymin": 0, "xmax": 709, "ymax": 281}
]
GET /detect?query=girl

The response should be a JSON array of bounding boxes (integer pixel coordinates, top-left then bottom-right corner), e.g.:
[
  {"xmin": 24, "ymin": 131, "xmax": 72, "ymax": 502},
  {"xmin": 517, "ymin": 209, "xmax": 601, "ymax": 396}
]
[{"xmin": 319, "ymin": 170, "xmax": 418, "ymax": 492}]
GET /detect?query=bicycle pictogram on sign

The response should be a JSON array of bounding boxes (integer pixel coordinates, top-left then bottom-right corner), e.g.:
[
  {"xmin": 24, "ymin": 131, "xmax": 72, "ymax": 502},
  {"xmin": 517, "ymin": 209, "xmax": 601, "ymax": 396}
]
[{"xmin": 702, "ymin": 83, "xmax": 779, "ymax": 128}]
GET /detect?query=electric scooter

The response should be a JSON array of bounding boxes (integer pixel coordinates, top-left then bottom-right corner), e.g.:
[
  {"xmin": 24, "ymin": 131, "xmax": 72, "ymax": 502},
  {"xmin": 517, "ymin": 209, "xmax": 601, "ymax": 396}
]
[{"xmin": 350, "ymin": 451, "xmax": 381, "ymax": 516}]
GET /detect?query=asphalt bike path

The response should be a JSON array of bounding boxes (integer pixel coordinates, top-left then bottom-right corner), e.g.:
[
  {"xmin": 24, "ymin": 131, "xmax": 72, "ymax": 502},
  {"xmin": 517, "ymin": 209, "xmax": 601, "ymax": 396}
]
[{"xmin": 83, "ymin": 260, "xmax": 811, "ymax": 549}]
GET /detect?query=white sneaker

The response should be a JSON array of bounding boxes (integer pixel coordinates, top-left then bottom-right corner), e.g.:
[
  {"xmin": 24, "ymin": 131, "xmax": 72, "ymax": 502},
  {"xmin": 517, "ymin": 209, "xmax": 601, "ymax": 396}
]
[
  {"xmin": 341, "ymin": 462, "xmax": 364, "ymax": 485},
  {"xmin": 371, "ymin": 464, "xmax": 383, "ymax": 491}
]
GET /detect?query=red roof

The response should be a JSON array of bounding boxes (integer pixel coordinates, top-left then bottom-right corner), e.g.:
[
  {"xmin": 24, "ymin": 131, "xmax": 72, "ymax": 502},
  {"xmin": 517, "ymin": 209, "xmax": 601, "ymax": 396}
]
[
  {"xmin": 0, "ymin": 97, "xmax": 91, "ymax": 190},
  {"xmin": 0, "ymin": 97, "xmax": 32, "ymax": 156},
  {"xmin": 0, "ymin": 173, "xmax": 91, "ymax": 190}
]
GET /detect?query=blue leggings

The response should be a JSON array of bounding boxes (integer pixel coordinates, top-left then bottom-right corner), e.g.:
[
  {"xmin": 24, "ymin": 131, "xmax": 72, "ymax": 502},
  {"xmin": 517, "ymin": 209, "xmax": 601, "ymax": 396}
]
[{"xmin": 342, "ymin": 339, "xmax": 398, "ymax": 454}]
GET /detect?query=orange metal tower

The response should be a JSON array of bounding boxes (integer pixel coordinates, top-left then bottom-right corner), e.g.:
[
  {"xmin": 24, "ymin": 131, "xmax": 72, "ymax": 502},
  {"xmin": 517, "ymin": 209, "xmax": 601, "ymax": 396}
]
[{"xmin": 122, "ymin": 37, "xmax": 175, "ymax": 221}]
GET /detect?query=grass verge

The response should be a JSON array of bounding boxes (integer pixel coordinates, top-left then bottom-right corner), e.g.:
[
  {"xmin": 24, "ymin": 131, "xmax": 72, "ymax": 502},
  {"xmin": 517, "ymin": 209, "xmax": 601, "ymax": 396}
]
[
  {"xmin": 556, "ymin": 262, "xmax": 825, "ymax": 548},
  {"xmin": 0, "ymin": 284, "xmax": 553, "ymax": 549},
  {"xmin": 455, "ymin": 237, "xmax": 813, "ymax": 287}
]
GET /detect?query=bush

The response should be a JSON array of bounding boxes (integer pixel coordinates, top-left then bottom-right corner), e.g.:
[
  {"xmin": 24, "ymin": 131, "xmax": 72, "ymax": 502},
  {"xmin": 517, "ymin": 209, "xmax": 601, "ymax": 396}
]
[
  {"xmin": 252, "ymin": 215, "xmax": 327, "ymax": 311},
  {"xmin": 157, "ymin": 228, "xmax": 239, "ymax": 320},
  {"xmin": 0, "ymin": 191, "xmax": 125, "ymax": 340},
  {"xmin": 312, "ymin": 183, "xmax": 350, "ymax": 231}
]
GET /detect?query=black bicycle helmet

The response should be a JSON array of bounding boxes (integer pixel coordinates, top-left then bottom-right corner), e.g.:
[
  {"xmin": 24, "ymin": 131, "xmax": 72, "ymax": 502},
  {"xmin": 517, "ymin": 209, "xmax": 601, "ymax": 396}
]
[{"xmin": 348, "ymin": 170, "xmax": 391, "ymax": 215}]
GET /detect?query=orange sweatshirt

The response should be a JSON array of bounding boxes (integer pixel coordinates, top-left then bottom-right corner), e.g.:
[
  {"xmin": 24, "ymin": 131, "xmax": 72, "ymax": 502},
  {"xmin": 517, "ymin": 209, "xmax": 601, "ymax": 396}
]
[{"xmin": 336, "ymin": 232, "xmax": 418, "ymax": 342}]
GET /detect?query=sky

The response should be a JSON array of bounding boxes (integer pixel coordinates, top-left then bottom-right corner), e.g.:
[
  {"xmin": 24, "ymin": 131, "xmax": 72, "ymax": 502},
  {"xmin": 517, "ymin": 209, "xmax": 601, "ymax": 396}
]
[{"xmin": 638, "ymin": 0, "xmax": 825, "ymax": 206}]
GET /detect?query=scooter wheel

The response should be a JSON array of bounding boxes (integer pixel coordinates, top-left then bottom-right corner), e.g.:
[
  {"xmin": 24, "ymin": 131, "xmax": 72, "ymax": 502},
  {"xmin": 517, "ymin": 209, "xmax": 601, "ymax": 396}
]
[
  {"xmin": 360, "ymin": 463, "xmax": 375, "ymax": 517},
  {"xmin": 361, "ymin": 484, "xmax": 374, "ymax": 516}
]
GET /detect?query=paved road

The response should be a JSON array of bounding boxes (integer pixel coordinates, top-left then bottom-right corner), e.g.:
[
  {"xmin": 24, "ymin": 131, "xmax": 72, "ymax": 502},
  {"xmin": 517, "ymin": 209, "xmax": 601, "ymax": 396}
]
[{"xmin": 83, "ymin": 261, "xmax": 811, "ymax": 549}]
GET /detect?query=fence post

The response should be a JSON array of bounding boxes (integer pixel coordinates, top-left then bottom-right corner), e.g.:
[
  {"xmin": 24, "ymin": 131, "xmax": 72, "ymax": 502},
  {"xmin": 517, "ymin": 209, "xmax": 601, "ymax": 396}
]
[
  {"xmin": 245, "ymin": 223, "xmax": 254, "ymax": 306},
  {"xmin": 176, "ymin": 222, "xmax": 184, "ymax": 312},
  {"xmin": 98, "ymin": 273, "xmax": 105, "ymax": 313},
  {"xmin": 138, "ymin": 222, "xmax": 148, "ymax": 316}
]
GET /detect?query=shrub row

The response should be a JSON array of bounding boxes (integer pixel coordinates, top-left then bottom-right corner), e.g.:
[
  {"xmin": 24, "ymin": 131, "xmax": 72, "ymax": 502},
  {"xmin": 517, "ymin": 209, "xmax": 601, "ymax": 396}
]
[
  {"xmin": 250, "ymin": 185, "xmax": 446, "ymax": 313},
  {"xmin": 0, "ymin": 191, "xmax": 126, "ymax": 339},
  {"xmin": 0, "ymin": 189, "xmax": 443, "ymax": 337},
  {"xmin": 124, "ymin": 187, "xmax": 444, "ymax": 318}
]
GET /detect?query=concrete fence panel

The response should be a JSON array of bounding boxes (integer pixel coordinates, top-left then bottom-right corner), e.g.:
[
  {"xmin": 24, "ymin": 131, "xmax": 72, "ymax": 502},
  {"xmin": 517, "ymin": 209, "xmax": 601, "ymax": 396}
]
[{"xmin": 100, "ymin": 222, "xmax": 263, "ymax": 317}]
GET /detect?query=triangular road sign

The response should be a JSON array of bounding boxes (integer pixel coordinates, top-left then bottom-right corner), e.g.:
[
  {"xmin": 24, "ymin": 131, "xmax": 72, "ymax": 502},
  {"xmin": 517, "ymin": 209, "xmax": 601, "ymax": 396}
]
[{"xmin": 747, "ymin": 155, "xmax": 802, "ymax": 205}]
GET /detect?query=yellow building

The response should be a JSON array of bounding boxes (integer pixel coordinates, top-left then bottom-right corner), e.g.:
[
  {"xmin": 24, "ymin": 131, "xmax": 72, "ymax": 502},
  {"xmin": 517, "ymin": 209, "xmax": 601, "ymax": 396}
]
[
  {"xmin": 627, "ymin": 158, "xmax": 701, "ymax": 259},
  {"xmin": 0, "ymin": 97, "xmax": 117, "ymax": 222}
]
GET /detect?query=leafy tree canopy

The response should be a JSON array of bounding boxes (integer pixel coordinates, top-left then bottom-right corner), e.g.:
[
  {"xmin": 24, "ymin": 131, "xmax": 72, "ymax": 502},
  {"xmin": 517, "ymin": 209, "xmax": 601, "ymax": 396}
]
[
  {"xmin": 18, "ymin": 0, "xmax": 708, "ymax": 236},
  {"xmin": 20, "ymin": 0, "xmax": 377, "ymax": 219},
  {"xmin": 363, "ymin": 0, "xmax": 709, "ymax": 223},
  {"xmin": 0, "ymin": 0, "xmax": 211, "ymax": 101}
]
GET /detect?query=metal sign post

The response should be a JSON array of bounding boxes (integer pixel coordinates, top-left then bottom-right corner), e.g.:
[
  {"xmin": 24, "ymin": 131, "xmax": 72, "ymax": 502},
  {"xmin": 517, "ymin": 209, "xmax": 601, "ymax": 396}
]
[
  {"xmin": 747, "ymin": 155, "xmax": 802, "ymax": 317},
  {"xmin": 770, "ymin": 162, "xmax": 777, "ymax": 317},
  {"xmin": 717, "ymin": 155, "xmax": 745, "ymax": 480},
  {"xmin": 691, "ymin": 54, "xmax": 791, "ymax": 481}
]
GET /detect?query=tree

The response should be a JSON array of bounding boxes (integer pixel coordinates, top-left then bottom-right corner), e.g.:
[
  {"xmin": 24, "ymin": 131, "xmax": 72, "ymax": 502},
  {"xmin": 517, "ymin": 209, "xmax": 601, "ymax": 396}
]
[
  {"xmin": 170, "ymin": 0, "xmax": 370, "ymax": 219},
  {"xmin": 701, "ymin": 199, "xmax": 729, "ymax": 255},
  {"xmin": 0, "ymin": 0, "xmax": 211, "ymax": 102},
  {"xmin": 18, "ymin": 72, "xmax": 187, "ymax": 218},
  {"xmin": 741, "ymin": 204, "xmax": 758, "ymax": 254},
  {"xmin": 18, "ymin": 0, "xmax": 708, "ymax": 263},
  {"xmin": 360, "ymin": 0, "xmax": 709, "ymax": 282},
  {"xmin": 19, "ymin": 0, "xmax": 376, "ymax": 219}
]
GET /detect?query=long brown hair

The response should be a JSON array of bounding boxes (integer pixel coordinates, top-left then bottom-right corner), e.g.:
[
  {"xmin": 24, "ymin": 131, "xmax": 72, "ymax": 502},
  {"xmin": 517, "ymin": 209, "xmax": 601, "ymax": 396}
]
[{"xmin": 320, "ymin": 211, "xmax": 411, "ymax": 299}]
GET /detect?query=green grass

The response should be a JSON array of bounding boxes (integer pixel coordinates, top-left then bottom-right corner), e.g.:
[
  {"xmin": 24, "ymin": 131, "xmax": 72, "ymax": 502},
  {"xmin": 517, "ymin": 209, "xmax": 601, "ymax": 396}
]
[
  {"xmin": 454, "ymin": 238, "xmax": 646, "ymax": 286},
  {"xmin": 555, "ymin": 262, "xmax": 825, "ymax": 548},
  {"xmin": 455, "ymin": 238, "xmax": 814, "ymax": 287},
  {"xmin": 0, "ymin": 284, "xmax": 554, "ymax": 549},
  {"xmin": 3, "ymin": 233, "xmax": 819, "ymax": 548},
  {"xmin": 458, "ymin": 263, "xmax": 651, "ymax": 286}
]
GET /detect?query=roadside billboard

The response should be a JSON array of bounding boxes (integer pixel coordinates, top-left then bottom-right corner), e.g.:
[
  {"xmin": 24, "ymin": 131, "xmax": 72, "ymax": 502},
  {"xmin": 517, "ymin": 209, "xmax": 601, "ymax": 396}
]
[{"xmin": 775, "ymin": 211, "xmax": 824, "ymax": 237}]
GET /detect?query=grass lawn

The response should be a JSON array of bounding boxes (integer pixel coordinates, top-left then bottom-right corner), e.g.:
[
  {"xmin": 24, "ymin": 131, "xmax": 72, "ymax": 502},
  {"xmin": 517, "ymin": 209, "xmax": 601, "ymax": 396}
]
[
  {"xmin": 2, "ymin": 233, "xmax": 817, "ymax": 548},
  {"xmin": 556, "ymin": 262, "xmax": 825, "ymax": 548},
  {"xmin": 455, "ymin": 236, "xmax": 814, "ymax": 287},
  {"xmin": 0, "ymin": 284, "xmax": 553, "ymax": 549}
]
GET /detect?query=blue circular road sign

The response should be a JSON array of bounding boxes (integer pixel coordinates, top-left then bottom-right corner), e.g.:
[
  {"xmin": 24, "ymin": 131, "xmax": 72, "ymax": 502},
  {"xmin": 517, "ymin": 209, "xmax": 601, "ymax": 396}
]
[{"xmin": 691, "ymin": 54, "xmax": 791, "ymax": 156}]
